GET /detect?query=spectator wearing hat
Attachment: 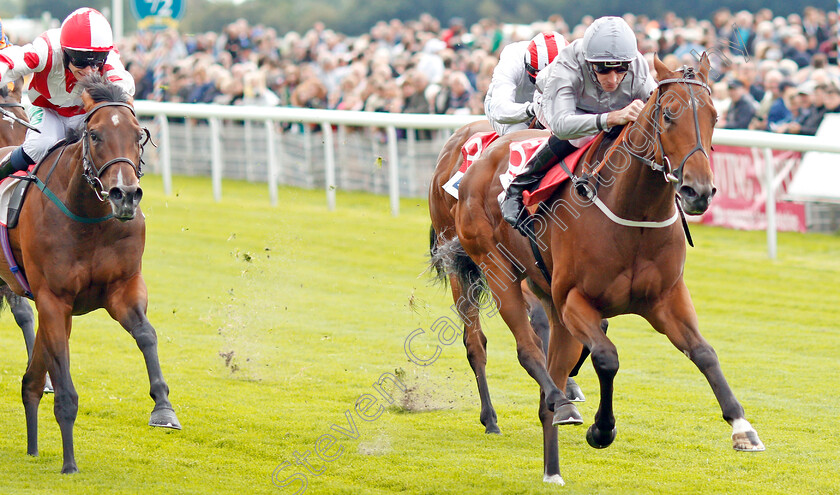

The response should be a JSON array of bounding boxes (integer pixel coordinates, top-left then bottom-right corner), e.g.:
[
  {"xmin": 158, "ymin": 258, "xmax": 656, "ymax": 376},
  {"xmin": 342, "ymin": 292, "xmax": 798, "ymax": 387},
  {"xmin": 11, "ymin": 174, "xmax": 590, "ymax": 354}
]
[
  {"xmin": 720, "ymin": 79, "xmax": 757, "ymax": 129},
  {"xmin": 781, "ymin": 81, "xmax": 840, "ymax": 135}
]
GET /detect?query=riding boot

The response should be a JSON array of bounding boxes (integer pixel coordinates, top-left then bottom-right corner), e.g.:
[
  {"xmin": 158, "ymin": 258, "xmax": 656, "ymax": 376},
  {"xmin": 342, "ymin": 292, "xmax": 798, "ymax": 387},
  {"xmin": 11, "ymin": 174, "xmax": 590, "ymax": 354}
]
[
  {"xmin": 501, "ymin": 136, "xmax": 564, "ymax": 227},
  {"xmin": 0, "ymin": 147, "xmax": 33, "ymax": 182}
]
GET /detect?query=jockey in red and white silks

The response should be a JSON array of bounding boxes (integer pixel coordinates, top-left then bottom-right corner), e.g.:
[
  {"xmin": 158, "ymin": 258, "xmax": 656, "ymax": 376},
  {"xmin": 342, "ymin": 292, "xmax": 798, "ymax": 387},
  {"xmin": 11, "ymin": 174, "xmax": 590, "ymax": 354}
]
[
  {"xmin": 0, "ymin": 8, "xmax": 134, "ymax": 179},
  {"xmin": 484, "ymin": 31, "xmax": 566, "ymax": 136}
]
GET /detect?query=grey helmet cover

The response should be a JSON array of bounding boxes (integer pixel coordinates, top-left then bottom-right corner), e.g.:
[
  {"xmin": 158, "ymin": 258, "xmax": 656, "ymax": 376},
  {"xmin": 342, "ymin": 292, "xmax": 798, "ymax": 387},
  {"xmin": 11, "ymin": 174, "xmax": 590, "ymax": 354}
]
[{"xmin": 582, "ymin": 16, "xmax": 637, "ymax": 62}]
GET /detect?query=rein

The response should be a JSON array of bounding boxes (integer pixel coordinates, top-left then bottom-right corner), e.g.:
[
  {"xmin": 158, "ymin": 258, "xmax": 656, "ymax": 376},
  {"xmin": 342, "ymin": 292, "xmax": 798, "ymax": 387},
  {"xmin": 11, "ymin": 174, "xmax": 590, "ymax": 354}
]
[
  {"xmin": 568, "ymin": 67, "xmax": 711, "ymax": 232},
  {"xmin": 21, "ymin": 144, "xmax": 115, "ymax": 223}
]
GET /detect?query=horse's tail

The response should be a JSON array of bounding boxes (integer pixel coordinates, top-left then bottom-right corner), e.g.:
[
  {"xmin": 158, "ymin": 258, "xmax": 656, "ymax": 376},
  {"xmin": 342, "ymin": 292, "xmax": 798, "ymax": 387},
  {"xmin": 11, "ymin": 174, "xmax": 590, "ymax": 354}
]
[
  {"xmin": 428, "ymin": 229, "xmax": 490, "ymax": 306},
  {"xmin": 428, "ymin": 225, "xmax": 448, "ymax": 285}
]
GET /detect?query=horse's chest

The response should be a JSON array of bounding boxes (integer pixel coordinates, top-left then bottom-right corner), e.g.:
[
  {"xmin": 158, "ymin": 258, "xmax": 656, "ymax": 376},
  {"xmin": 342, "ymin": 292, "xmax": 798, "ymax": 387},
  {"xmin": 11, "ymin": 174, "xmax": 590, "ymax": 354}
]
[{"xmin": 581, "ymin": 257, "xmax": 679, "ymax": 312}]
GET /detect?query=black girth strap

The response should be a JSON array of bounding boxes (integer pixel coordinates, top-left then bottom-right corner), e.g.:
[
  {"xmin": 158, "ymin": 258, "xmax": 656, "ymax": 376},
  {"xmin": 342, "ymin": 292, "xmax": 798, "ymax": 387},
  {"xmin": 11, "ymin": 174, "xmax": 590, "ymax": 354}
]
[{"xmin": 516, "ymin": 210, "xmax": 553, "ymax": 284}]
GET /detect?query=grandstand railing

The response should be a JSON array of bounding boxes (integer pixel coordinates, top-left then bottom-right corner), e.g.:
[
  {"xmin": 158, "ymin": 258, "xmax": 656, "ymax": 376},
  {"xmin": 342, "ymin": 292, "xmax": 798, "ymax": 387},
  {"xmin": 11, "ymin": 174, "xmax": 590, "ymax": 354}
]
[{"xmin": 133, "ymin": 101, "xmax": 840, "ymax": 258}]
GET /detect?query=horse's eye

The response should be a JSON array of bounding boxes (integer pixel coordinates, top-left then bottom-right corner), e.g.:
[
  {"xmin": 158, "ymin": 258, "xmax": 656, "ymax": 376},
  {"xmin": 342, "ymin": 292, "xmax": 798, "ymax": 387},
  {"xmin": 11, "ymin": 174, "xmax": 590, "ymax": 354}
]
[{"xmin": 90, "ymin": 131, "xmax": 101, "ymax": 143}]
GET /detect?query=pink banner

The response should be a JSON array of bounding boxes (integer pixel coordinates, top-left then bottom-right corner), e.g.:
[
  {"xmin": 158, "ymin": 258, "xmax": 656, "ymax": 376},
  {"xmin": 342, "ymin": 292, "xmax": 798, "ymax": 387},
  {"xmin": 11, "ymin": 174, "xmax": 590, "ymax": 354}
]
[{"xmin": 698, "ymin": 145, "xmax": 807, "ymax": 232}]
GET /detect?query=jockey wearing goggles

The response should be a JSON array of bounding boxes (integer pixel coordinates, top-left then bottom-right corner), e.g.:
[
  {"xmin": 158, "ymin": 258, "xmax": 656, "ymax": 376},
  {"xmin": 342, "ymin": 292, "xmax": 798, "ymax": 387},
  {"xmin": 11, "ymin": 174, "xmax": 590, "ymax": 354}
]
[
  {"xmin": 500, "ymin": 16, "xmax": 657, "ymax": 228},
  {"xmin": 484, "ymin": 31, "xmax": 567, "ymax": 136},
  {"xmin": 0, "ymin": 8, "xmax": 134, "ymax": 181}
]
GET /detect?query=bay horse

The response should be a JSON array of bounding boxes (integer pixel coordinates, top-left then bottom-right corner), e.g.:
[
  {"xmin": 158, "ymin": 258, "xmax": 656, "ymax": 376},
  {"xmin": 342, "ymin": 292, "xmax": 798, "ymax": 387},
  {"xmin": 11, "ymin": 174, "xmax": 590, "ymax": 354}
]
[
  {"xmin": 442, "ymin": 54, "xmax": 764, "ymax": 484},
  {"xmin": 0, "ymin": 78, "xmax": 52, "ymax": 392},
  {"xmin": 428, "ymin": 119, "xmax": 587, "ymax": 435},
  {"xmin": 0, "ymin": 73, "xmax": 180, "ymax": 474}
]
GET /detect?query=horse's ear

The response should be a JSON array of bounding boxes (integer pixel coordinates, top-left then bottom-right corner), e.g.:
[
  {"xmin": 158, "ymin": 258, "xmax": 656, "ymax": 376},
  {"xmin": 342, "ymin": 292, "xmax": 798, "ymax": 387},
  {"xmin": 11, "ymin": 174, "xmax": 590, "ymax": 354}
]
[
  {"xmin": 81, "ymin": 90, "xmax": 96, "ymax": 113},
  {"xmin": 653, "ymin": 53, "xmax": 673, "ymax": 82},
  {"xmin": 697, "ymin": 52, "xmax": 711, "ymax": 84}
]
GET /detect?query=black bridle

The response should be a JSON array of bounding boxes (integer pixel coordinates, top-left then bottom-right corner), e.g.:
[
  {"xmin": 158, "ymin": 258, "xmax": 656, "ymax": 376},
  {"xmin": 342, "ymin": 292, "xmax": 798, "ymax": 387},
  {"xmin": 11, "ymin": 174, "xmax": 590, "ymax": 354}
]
[
  {"xmin": 81, "ymin": 101, "xmax": 151, "ymax": 200},
  {"xmin": 628, "ymin": 66, "xmax": 712, "ymax": 189}
]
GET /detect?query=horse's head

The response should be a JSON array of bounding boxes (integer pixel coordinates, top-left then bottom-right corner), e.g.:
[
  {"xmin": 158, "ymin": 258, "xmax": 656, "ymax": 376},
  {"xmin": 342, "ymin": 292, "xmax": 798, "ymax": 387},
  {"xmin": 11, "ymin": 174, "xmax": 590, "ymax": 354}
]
[
  {"xmin": 651, "ymin": 53, "xmax": 717, "ymax": 215},
  {"xmin": 80, "ymin": 74, "xmax": 149, "ymax": 221},
  {"xmin": 0, "ymin": 78, "xmax": 29, "ymax": 147}
]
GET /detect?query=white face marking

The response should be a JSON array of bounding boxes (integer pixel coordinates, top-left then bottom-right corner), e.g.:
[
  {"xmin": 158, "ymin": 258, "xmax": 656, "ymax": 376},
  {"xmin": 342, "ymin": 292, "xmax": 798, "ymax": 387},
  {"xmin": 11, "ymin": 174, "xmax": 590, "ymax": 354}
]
[
  {"xmin": 116, "ymin": 168, "xmax": 126, "ymax": 189},
  {"xmin": 111, "ymin": 114, "xmax": 120, "ymax": 127}
]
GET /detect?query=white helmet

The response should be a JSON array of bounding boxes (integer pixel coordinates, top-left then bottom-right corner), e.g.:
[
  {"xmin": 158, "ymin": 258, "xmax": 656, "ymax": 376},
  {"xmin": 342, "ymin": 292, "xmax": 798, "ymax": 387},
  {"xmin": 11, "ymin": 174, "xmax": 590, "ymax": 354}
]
[
  {"xmin": 524, "ymin": 31, "xmax": 567, "ymax": 79},
  {"xmin": 582, "ymin": 16, "xmax": 637, "ymax": 63}
]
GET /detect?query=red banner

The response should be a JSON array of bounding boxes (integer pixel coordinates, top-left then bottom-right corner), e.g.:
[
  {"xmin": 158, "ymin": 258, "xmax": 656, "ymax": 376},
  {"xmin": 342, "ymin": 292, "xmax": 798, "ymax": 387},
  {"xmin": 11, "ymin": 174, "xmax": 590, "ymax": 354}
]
[{"xmin": 699, "ymin": 145, "xmax": 807, "ymax": 232}]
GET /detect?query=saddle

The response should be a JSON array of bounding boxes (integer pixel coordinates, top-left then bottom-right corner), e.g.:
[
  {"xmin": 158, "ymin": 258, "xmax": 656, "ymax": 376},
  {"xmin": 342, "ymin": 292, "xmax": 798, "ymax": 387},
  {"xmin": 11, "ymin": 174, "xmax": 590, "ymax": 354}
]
[{"xmin": 0, "ymin": 142, "xmax": 61, "ymax": 229}]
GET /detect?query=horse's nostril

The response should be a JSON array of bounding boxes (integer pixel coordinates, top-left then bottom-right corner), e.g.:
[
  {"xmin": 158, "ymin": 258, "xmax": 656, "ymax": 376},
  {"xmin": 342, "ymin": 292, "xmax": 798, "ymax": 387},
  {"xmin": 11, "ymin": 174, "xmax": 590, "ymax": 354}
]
[
  {"xmin": 710, "ymin": 186, "xmax": 717, "ymax": 198},
  {"xmin": 135, "ymin": 188, "xmax": 143, "ymax": 203},
  {"xmin": 679, "ymin": 185, "xmax": 697, "ymax": 199},
  {"xmin": 109, "ymin": 188, "xmax": 124, "ymax": 201}
]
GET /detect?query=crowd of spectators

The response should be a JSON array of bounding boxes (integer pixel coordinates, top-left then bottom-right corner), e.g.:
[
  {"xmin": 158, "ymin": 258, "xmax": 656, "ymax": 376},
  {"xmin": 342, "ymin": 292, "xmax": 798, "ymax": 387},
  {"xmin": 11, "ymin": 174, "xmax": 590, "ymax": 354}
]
[{"xmin": 10, "ymin": 8, "xmax": 839, "ymax": 136}]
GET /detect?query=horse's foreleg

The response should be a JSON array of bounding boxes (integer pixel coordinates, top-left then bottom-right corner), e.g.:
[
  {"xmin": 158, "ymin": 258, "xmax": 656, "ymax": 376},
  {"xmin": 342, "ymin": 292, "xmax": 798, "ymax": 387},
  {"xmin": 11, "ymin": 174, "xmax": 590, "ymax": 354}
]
[
  {"xmin": 545, "ymin": 305, "xmax": 585, "ymax": 426},
  {"xmin": 477, "ymin": 257, "xmax": 565, "ymax": 412},
  {"xmin": 450, "ymin": 274, "xmax": 498, "ymax": 434},
  {"xmin": 26, "ymin": 295, "xmax": 78, "ymax": 473},
  {"xmin": 647, "ymin": 281, "xmax": 764, "ymax": 452},
  {"xmin": 536, "ymin": 302, "xmax": 589, "ymax": 485},
  {"xmin": 109, "ymin": 278, "xmax": 180, "ymax": 430},
  {"xmin": 539, "ymin": 390, "xmax": 563, "ymax": 485},
  {"xmin": 561, "ymin": 289, "xmax": 617, "ymax": 448}
]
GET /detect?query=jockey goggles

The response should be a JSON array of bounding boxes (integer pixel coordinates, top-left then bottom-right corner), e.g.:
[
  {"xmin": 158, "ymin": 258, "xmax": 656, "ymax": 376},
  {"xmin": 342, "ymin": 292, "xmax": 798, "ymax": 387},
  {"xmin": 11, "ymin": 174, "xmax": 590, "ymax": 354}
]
[
  {"xmin": 65, "ymin": 49, "xmax": 108, "ymax": 69},
  {"xmin": 591, "ymin": 61, "xmax": 629, "ymax": 74}
]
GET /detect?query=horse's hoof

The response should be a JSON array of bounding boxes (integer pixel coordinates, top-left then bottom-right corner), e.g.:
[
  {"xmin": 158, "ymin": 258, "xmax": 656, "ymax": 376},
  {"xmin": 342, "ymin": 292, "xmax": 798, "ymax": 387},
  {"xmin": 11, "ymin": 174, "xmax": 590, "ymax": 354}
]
[
  {"xmin": 543, "ymin": 474, "xmax": 565, "ymax": 486},
  {"xmin": 586, "ymin": 424, "xmax": 617, "ymax": 449},
  {"xmin": 732, "ymin": 430, "xmax": 765, "ymax": 452},
  {"xmin": 61, "ymin": 463, "xmax": 79, "ymax": 474},
  {"xmin": 565, "ymin": 377, "xmax": 585, "ymax": 402},
  {"xmin": 149, "ymin": 407, "xmax": 182, "ymax": 430},
  {"xmin": 552, "ymin": 402, "xmax": 583, "ymax": 426},
  {"xmin": 481, "ymin": 411, "xmax": 500, "ymax": 434},
  {"xmin": 43, "ymin": 376, "xmax": 54, "ymax": 394}
]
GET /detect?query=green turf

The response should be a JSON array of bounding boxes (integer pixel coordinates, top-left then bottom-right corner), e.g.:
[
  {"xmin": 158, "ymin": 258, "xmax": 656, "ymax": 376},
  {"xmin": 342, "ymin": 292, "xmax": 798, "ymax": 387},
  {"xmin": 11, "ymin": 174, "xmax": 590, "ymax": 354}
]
[{"xmin": 0, "ymin": 174, "xmax": 837, "ymax": 494}]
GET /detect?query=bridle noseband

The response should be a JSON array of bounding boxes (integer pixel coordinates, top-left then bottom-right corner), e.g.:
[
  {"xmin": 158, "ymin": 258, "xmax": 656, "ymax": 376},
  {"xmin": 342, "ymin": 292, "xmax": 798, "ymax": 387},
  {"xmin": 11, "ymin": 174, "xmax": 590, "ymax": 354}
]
[
  {"xmin": 629, "ymin": 66, "xmax": 712, "ymax": 189},
  {"xmin": 82, "ymin": 101, "xmax": 151, "ymax": 200}
]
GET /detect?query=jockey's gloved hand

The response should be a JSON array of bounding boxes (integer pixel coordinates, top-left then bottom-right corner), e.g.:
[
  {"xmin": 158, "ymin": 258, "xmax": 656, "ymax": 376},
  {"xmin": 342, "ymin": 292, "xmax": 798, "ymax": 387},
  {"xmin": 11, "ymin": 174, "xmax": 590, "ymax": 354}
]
[{"xmin": 526, "ymin": 101, "xmax": 537, "ymax": 119}]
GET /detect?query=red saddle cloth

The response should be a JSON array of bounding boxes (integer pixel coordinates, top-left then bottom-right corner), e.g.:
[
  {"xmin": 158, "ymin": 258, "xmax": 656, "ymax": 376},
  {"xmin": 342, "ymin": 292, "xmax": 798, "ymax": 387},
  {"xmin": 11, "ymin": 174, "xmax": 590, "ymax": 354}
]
[
  {"xmin": 460, "ymin": 131, "xmax": 500, "ymax": 171},
  {"xmin": 522, "ymin": 138, "xmax": 597, "ymax": 207},
  {"xmin": 443, "ymin": 131, "xmax": 500, "ymax": 199}
]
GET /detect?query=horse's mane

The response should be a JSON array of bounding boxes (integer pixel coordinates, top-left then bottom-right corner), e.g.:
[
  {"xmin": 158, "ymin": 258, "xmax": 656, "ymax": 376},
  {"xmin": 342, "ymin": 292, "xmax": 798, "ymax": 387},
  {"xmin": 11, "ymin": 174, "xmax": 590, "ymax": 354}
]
[
  {"xmin": 66, "ymin": 74, "xmax": 132, "ymax": 143},
  {"xmin": 79, "ymin": 73, "xmax": 132, "ymax": 104}
]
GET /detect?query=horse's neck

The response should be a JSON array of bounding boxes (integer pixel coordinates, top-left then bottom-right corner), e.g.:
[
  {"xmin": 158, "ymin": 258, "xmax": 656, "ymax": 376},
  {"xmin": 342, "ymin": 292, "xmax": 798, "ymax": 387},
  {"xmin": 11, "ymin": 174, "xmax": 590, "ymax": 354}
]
[{"xmin": 598, "ymin": 120, "xmax": 675, "ymax": 219}]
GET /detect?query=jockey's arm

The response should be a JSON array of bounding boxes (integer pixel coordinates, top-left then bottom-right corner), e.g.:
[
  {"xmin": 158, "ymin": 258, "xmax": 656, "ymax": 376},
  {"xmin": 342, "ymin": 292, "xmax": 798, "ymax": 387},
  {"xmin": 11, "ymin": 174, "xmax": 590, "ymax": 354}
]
[
  {"xmin": 0, "ymin": 40, "xmax": 45, "ymax": 86},
  {"xmin": 484, "ymin": 43, "xmax": 532, "ymax": 125},
  {"xmin": 542, "ymin": 72, "xmax": 605, "ymax": 140}
]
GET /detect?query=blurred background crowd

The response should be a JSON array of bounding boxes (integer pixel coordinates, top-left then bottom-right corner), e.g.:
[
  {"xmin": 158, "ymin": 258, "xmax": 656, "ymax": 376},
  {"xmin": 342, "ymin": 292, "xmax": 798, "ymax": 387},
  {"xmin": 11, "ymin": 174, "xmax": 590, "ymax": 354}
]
[{"xmin": 9, "ymin": 6, "xmax": 839, "ymax": 135}]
